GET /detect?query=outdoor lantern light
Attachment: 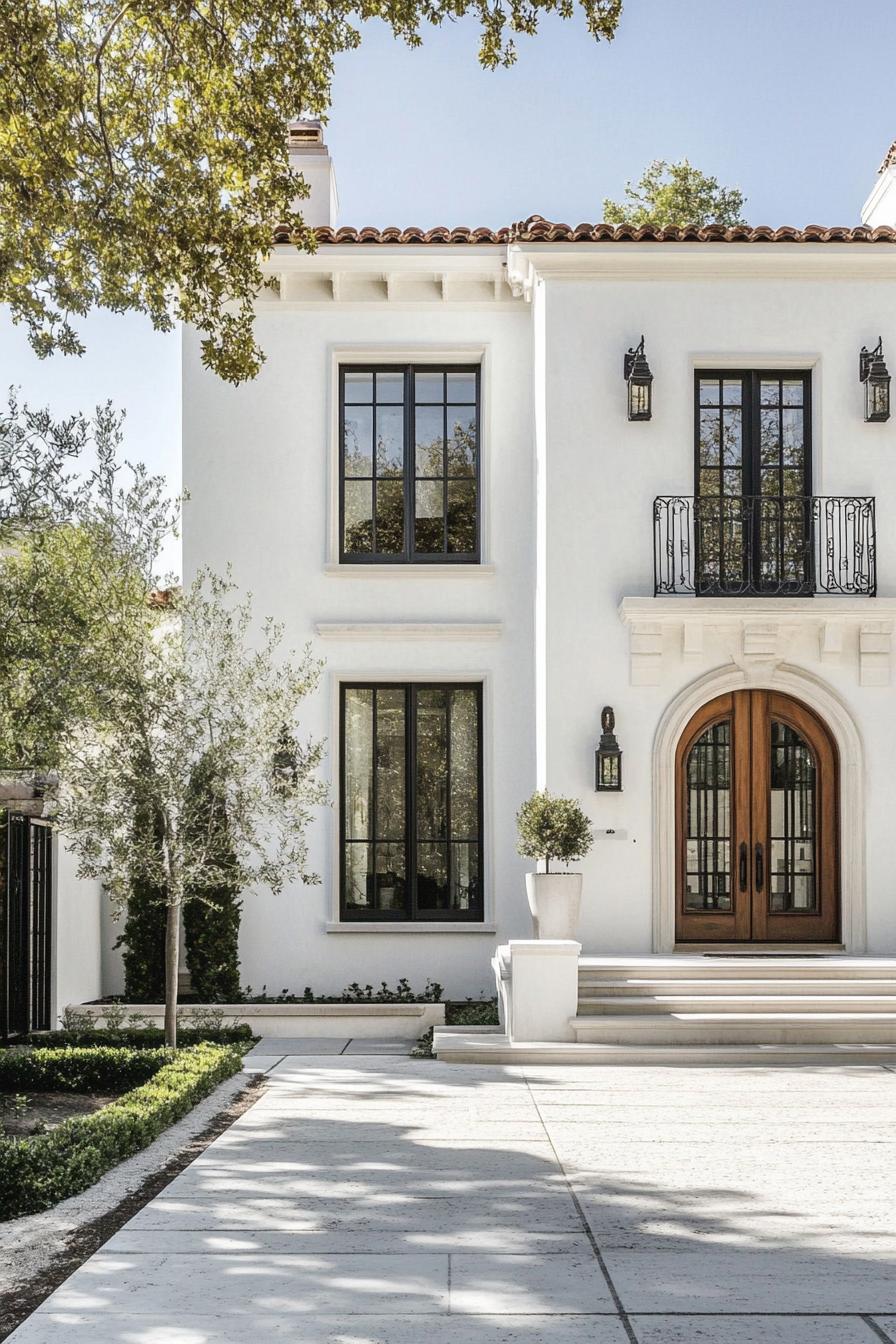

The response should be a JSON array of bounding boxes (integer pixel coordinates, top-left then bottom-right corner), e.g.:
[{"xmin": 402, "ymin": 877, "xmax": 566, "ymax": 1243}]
[
  {"xmin": 860, "ymin": 337, "xmax": 891, "ymax": 423},
  {"xmin": 624, "ymin": 335, "xmax": 653, "ymax": 421},
  {"xmin": 595, "ymin": 706, "xmax": 623, "ymax": 792}
]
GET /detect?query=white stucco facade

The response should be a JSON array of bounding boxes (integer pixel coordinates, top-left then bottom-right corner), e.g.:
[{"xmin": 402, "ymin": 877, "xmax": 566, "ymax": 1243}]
[{"xmin": 173, "ymin": 141, "xmax": 896, "ymax": 1001}]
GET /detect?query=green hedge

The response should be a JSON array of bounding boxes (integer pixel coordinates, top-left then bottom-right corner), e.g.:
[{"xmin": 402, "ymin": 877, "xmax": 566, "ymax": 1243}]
[
  {"xmin": 26, "ymin": 1025, "xmax": 254, "ymax": 1050},
  {"xmin": 0, "ymin": 1046, "xmax": 171, "ymax": 1094},
  {"xmin": 0, "ymin": 1042, "xmax": 243, "ymax": 1220}
]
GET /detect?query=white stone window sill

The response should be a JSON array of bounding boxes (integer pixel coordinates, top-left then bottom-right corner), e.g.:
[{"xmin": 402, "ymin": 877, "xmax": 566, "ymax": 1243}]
[
  {"xmin": 326, "ymin": 921, "xmax": 497, "ymax": 935},
  {"xmin": 324, "ymin": 563, "xmax": 496, "ymax": 580}
]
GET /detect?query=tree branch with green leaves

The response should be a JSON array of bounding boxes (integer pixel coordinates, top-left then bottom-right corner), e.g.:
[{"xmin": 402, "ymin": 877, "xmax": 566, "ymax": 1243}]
[{"xmin": 1, "ymin": 0, "xmax": 623, "ymax": 384}]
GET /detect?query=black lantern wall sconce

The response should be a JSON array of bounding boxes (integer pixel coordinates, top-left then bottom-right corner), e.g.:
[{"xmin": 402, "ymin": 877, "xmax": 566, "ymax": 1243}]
[
  {"xmin": 624, "ymin": 336, "xmax": 653, "ymax": 421},
  {"xmin": 860, "ymin": 338, "xmax": 891, "ymax": 423},
  {"xmin": 595, "ymin": 706, "xmax": 623, "ymax": 792}
]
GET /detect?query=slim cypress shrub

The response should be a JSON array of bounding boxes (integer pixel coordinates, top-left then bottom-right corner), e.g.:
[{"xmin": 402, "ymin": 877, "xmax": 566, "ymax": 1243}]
[
  {"xmin": 116, "ymin": 798, "xmax": 167, "ymax": 1001},
  {"xmin": 182, "ymin": 755, "xmax": 242, "ymax": 1002}
]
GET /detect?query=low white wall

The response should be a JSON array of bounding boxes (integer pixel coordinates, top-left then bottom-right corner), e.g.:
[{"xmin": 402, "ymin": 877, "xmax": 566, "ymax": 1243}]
[
  {"xmin": 69, "ymin": 1001, "xmax": 446, "ymax": 1039},
  {"xmin": 53, "ymin": 838, "xmax": 103, "ymax": 1026}
]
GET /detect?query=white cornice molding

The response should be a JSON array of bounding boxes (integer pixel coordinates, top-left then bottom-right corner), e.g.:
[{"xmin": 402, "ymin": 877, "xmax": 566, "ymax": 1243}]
[
  {"xmin": 314, "ymin": 621, "xmax": 503, "ymax": 641},
  {"xmin": 618, "ymin": 596, "xmax": 896, "ymax": 687},
  {"xmin": 508, "ymin": 242, "xmax": 896, "ymax": 286}
]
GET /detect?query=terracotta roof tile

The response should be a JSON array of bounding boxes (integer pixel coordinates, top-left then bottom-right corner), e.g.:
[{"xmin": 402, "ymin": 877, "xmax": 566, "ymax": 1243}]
[{"xmin": 272, "ymin": 214, "xmax": 896, "ymax": 246}]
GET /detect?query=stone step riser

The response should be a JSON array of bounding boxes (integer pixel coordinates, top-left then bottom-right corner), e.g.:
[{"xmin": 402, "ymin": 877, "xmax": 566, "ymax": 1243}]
[
  {"xmin": 578, "ymin": 979, "xmax": 896, "ymax": 994},
  {"xmin": 571, "ymin": 1016, "xmax": 896, "ymax": 1046},
  {"xmin": 434, "ymin": 1038, "xmax": 896, "ymax": 1066},
  {"xmin": 578, "ymin": 968, "xmax": 896, "ymax": 982},
  {"xmin": 577, "ymin": 996, "xmax": 896, "ymax": 1014}
]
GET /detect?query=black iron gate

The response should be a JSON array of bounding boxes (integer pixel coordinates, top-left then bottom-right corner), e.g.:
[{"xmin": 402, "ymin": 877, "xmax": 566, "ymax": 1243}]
[{"xmin": 1, "ymin": 812, "xmax": 53, "ymax": 1039}]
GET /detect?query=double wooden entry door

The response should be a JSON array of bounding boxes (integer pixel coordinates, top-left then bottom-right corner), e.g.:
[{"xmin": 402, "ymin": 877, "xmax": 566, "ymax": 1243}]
[{"xmin": 675, "ymin": 690, "xmax": 839, "ymax": 943}]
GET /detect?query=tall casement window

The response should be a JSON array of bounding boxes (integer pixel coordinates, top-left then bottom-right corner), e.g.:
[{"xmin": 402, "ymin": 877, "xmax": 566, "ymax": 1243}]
[
  {"xmin": 340, "ymin": 683, "xmax": 484, "ymax": 921},
  {"xmin": 695, "ymin": 370, "xmax": 812, "ymax": 595},
  {"xmin": 340, "ymin": 366, "xmax": 480, "ymax": 563}
]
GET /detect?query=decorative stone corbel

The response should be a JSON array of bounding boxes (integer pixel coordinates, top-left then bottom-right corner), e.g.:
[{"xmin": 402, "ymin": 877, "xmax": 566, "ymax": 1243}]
[{"xmin": 859, "ymin": 621, "xmax": 893, "ymax": 686}]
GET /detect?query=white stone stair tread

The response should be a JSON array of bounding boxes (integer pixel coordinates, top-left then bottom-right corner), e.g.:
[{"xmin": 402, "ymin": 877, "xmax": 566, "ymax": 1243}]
[
  {"xmin": 432, "ymin": 1029, "xmax": 896, "ymax": 1065},
  {"xmin": 577, "ymin": 983, "xmax": 896, "ymax": 994},
  {"xmin": 571, "ymin": 1011, "xmax": 896, "ymax": 1024},
  {"xmin": 577, "ymin": 995, "xmax": 896, "ymax": 1011}
]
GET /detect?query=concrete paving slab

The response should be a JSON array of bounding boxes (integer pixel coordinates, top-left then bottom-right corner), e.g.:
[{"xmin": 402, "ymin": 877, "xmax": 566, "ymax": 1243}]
[
  {"xmin": 11, "ymin": 1313, "xmax": 631, "ymax": 1343},
  {"xmin": 47, "ymin": 1250, "xmax": 450, "ymax": 1315},
  {"xmin": 448, "ymin": 1253, "xmax": 617, "ymax": 1314},
  {"xmin": 605, "ymin": 1249, "xmax": 896, "ymax": 1313},
  {"xmin": 103, "ymin": 1228, "xmax": 596, "ymax": 1255},
  {"xmin": 629, "ymin": 1315, "xmax": 879, "ymax": 1343},
  {"xmin": 342, "ymin": 1038, "xmax": 416, "ymax": 1055},
  {"xmin": 241, "ymin": 1055, "xmax": 284, "ymax": 1073},
  {"xmin": 247, "ymin": 1037, "xmax": 350, "ymax": 1055},
  {"xmin": 9, "ymin": 1054, "xmax": 896, "ymax": 1344},
  {"xmin": 117, "ymin": 1191, "xmax": 584, "ymax": 1235}
]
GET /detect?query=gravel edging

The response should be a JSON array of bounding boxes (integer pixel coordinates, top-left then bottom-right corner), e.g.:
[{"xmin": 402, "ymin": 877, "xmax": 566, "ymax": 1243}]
[{"xmin": 0, "ymin": 1069, "xmax": 264, "ymax": 1340}]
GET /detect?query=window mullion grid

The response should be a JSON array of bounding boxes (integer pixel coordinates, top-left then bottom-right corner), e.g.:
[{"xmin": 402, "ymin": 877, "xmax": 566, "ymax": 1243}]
[
  {"xmin": 370, "ymin": 377, "xmax": 379, "ymax": 556},
  {"xmin": 445, "ymin": 687, "xmax": 453, "ymax": 916},
  {"xmin": 442, "ymin": 375, "xmax": 449, "ymax": 555},
  {"xmin": 371, "ymin": 688, "xmax": 379, "ymax": 916},
  {"xmin": 408, "ymin": 365, "xmax": 416, "ymax": 559},
  {"xmin": 408, "ymin": 684, "xmax": 417, "ymax": 920}
]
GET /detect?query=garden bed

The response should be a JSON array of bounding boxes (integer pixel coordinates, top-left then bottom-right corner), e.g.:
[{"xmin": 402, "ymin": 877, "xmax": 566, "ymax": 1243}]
[
  {"xmin": 71, "ymin": 1000, "xmax": 446, "ymax": 1039},
  {"xmin": 0, "ymin": 1042, "xmax": 243, "ymax": 1219}
]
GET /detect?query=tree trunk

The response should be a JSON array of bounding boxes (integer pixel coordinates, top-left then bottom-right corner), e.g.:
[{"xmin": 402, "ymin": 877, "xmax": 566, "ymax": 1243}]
[
  {"xmin": 161, "ymin": 822, "xmax": 182, "ymax": 1050},
  {"xmin": 164, "ymin": 895, "xmax": 180, "ymax": 1049}
]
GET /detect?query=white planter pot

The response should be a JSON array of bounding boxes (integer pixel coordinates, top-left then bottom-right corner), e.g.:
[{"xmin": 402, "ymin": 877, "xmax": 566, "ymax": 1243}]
[{"xmin": 525, "ymin": 872, "xmax": 583, "ymax": 940}]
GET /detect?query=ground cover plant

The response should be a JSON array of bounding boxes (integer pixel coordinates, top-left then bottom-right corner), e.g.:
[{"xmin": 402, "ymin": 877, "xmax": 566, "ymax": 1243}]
[
  {"xmin": 412, "ymin": 998, "xmax": 499, "ymax": 1057},
  {"xmin": 0, "ymin": 1042, "xmax": 243, "ymax": 1219},
  {"xmin": 241, "ymin": 978, "xmax": 444, "ymax": 1004}
]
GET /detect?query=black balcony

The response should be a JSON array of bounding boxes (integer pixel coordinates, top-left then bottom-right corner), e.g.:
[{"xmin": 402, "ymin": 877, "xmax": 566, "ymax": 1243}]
[{"xmin": 653, "ymin": 495, "xmax": 876, "ymax": 597}]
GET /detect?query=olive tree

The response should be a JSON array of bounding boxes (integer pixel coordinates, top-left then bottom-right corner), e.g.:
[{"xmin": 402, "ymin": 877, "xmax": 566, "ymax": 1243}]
[
  {"xmin": 0, "ymin": 398, "xmax": 327, "ymax": 1044},
  {"xmin": 55, "ymin": 574, "xmax": 327, "ymax": 1046}
]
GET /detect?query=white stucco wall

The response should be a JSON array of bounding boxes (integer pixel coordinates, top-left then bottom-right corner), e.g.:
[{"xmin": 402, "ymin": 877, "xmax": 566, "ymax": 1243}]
[
  {"xmin": 177, "ymin": 234, "xmax": 896, "ymax": 1000},
  {"xmin": 529, "ymin": 259, "xmax": 896, "ymax": 955},
  {"xmin": 53, "ymin": 837, "xmax": 104, "ymax": 1021},
  {"xmin": 182, "ymin": 295, "xmax": 536, "ymax": 999}
]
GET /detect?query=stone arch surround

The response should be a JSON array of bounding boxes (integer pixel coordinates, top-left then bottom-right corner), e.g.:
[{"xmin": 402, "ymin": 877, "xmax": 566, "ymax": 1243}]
[{"xmin": 652, "ymin": 663, "xmax": 866, "ymax": 953}]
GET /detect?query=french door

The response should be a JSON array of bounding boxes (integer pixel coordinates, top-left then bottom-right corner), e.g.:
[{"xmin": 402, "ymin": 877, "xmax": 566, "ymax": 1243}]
[
  {"xmin": 675, "ymin": 691, "xmax": 838, "ymax": 943},
  {"xmin": 695, "ymin": 371, "xmax": 812, "ymax": 595}
]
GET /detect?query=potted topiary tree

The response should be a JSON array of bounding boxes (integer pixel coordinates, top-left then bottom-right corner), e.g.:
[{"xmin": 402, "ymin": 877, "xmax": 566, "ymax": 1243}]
[{"xmin": 516, "ymin": 790, "xmax": 594, "ymax": 939}]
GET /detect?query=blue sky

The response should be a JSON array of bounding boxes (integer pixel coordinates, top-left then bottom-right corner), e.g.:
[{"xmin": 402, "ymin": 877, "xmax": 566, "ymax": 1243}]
[{"xmin": 2, "ymin": 0, "xmax": 894, "ymax": 570}]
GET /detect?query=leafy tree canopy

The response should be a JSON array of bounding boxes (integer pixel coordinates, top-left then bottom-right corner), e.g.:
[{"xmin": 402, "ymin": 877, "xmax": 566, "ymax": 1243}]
[
  {"xmin": 603, "ymin": 159, "xmax": 747, "ymax": 229},
  {"xmin": 0, "ymin": 0, "xmax": 623, "ymax": 385}
]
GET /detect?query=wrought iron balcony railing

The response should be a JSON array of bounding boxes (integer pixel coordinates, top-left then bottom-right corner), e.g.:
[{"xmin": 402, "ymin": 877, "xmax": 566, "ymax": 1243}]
[{"xmin": 653, "ymin": 495, "xmax": 876, "ymax": 597}]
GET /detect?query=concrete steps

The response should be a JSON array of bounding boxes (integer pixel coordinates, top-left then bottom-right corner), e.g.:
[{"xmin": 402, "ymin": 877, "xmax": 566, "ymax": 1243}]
[
  {"xmin": 572, "ymin": 955, "xmax": 896, "ymax": 1052},
  {"xmin": 432, "ymin": 1027, "xmax": 896, "ymax": 1067},
  {"xmin": 433, "ymin": 954, "xmax": 896, "ymax": 1065},
  {"xmin": 577, "ymin": 994, "xmax": 896, "ymax": 1015}
]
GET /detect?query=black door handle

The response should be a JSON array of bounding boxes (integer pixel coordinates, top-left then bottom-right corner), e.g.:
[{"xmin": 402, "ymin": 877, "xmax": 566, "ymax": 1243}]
[
  {"xmin": 739, "ymin": 842, "xmax": 748, "ymax": 892},
  {"xmin": 755, "ymin": 842, "xmax": 764, "ymax": 892}
]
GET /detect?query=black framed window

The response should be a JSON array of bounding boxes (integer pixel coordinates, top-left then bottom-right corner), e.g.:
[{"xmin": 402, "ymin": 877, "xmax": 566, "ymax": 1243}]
[
  {"xmin": 340, "ymin": 683, "xmax": 484, "ymax": 921},
  {"xmin": 695, "ymin": 370, "xmax": 812, "ymax": 595},
  {"xmin": 340, "ymin": 366, "xmax": 480, "ymax": 563}
]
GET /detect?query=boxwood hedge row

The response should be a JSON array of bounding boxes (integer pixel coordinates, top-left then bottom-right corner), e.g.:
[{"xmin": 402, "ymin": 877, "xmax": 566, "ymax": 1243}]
[
  {"xmin": 26, "ymin": 1025, "xmax": 254, "ymax": 1050},
  {"xmin": 0, "ymin": 1042, "xmax": 243, "ymax": 1219}
]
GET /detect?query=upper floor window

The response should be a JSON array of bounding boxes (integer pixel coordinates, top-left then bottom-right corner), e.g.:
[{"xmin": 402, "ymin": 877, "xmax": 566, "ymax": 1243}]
[{"xmin": 340, "ymin": 365, "xmax": 480, "ymax": 563}]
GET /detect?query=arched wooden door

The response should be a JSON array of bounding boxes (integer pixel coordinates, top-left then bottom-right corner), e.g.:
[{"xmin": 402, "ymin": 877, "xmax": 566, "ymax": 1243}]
[{"xmin": 675, "ymin": 690, "xmax": 839, "ymax": 943}]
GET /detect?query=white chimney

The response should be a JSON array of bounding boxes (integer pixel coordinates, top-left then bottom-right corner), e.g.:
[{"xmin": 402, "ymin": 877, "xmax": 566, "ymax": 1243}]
[
  {"xmin": 861, "ymin": 140, "xmax": 896, "ymax": 228},
  {"xmin": 287, "ymin": 119, "xmax": 338, "ymax": 229}
]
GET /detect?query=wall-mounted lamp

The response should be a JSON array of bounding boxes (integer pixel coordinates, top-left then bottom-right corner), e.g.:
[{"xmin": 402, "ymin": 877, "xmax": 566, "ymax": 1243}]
[
  {"xmin": 860, "ymin": 337, "xmax": 891, "ymax": 422},
  {"xmin": 624, "ymin": 336, "xmax": 653, "ymax": 421},
  {"xmin": 595, "ymin": 706, "xmax": 623, "ymax": 792}
]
